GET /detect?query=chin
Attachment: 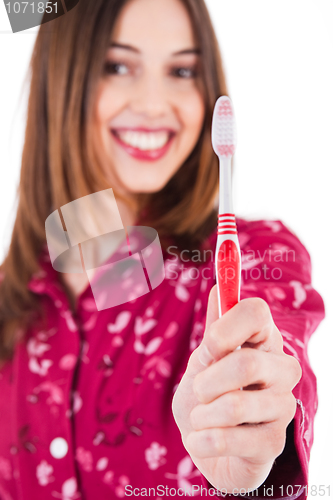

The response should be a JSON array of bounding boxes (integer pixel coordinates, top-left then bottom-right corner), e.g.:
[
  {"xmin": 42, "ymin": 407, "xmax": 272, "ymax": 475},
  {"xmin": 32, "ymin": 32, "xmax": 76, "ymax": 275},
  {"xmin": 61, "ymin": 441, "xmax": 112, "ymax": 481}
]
[
  {"xmin": 126, "ymin": 182, "xmax": 166, "ymax": 195},
  {"xmin": 118, "ymin": 173, "xmax": 170, "ymax": 195}
]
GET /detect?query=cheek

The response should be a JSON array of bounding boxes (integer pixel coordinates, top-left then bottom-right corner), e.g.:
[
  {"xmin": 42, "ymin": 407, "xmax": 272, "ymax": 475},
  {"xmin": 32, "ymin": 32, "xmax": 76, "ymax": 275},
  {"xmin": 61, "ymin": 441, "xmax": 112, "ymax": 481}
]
[
  {"xmin": 181, "ymin": 90, "xmax": 205, "ymax": 136},
  {"xmin": 95, "ymin": 84, "xmax": 108, "ymax": 124},
  {"xmin": 95, "ymin": 82, "xmax": 124, "ymax": 124}
]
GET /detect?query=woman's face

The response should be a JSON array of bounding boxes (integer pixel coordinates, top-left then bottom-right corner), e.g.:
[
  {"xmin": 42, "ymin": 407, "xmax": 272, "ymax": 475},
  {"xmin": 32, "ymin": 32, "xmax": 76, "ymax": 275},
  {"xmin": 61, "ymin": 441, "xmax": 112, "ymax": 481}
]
[{"xmin": 95, "ymin": 0, "xmax": 205, "ymax": 195}]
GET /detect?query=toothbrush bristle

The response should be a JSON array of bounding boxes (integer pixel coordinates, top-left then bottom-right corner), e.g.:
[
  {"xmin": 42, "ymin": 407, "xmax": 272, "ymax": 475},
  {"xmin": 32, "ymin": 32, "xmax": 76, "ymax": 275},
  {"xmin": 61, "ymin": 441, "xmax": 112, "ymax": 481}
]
[
  {"xmin": 217, "ymin": 99, "xmax": 233, "ymax": 117},
  {"xmin": 212, "ymin": 96, "xmax": 237, "ymax": 158},
  {"xmin": 216, "ymin": 144, "xmax": 235, "ymax": 156}
]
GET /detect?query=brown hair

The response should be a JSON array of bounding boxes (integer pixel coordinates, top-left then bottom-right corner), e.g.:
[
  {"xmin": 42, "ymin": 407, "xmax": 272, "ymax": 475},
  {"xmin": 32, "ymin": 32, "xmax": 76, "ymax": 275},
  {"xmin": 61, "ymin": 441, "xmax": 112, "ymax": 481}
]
[{"xmin": 0, "ymin": 0, "xmax": 229, "ymax": 362}]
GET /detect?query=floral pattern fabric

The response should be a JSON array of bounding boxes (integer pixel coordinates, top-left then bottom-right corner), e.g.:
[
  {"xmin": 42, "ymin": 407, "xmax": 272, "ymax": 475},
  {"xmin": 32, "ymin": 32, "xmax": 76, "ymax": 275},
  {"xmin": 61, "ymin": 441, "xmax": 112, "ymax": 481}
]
[{"xmin": 0, "ymin": 219, "xmax": 325, "ymax": 499}]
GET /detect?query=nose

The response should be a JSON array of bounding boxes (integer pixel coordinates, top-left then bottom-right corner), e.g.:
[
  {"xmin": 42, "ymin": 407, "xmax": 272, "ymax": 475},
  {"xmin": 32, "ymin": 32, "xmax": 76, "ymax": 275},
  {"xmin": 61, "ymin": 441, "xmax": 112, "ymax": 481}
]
[{"xmin": 129, "ymin": 71, "xmax": 171, "ymax": 118}]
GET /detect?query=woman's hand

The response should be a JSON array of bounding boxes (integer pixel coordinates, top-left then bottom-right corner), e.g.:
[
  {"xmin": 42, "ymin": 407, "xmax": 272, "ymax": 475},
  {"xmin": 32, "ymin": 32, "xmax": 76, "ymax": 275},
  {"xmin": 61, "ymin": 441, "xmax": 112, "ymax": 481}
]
[{"xmin": 172, "ymin": 285, "xmax": 302, "ymax": 493}]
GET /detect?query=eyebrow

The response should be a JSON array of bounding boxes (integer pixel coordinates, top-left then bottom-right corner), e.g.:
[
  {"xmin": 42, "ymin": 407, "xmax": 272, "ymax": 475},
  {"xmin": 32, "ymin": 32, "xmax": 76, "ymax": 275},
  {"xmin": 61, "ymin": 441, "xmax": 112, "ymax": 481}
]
[{"xmin": 109, "ymin": 42, "xmax": 200, "ymax": 56}]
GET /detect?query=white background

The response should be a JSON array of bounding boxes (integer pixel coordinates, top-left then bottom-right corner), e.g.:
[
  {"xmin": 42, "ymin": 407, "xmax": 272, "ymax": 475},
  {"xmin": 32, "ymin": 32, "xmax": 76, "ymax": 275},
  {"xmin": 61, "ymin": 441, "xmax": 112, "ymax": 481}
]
[{"xmin": 0, "ymin": 0, "xmax": 332, "ymax": 494}]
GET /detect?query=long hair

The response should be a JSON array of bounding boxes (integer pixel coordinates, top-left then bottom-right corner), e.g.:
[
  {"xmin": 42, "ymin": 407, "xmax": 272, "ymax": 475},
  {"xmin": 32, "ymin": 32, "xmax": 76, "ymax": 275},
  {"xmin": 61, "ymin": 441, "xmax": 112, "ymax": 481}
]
[{"xmin": 0, "ymin": 0, "xmax": 229, "ymax": 362}]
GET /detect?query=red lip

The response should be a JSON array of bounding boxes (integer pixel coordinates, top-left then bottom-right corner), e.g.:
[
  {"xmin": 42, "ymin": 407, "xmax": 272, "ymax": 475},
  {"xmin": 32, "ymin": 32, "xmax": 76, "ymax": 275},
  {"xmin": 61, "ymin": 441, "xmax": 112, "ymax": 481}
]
[{"xmin": 111, "ymin": 129, "xmax": 175, "ymax": 162}]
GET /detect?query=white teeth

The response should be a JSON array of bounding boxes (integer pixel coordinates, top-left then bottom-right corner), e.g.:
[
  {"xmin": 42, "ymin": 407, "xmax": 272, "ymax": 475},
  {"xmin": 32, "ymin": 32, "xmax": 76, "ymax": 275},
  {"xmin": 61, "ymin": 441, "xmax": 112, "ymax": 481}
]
[{"xmin": 116, "ymin": 131, "xmax": 170, "ymax": 151}]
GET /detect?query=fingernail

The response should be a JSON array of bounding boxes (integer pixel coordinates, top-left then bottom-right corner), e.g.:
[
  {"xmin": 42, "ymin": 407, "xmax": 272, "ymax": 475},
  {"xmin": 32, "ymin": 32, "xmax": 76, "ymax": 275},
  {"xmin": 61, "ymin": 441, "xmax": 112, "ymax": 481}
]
[{"xmin": 198, "ymin": 344, "xmax": 215, "ymax": 367}]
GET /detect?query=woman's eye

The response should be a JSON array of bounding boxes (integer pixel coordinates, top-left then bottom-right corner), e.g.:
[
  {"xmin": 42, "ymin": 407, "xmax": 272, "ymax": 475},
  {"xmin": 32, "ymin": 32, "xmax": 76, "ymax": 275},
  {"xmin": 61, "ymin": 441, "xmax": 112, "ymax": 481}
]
[
  {"xmin": 172, "ymin": 67, "xmax": 197, "ymax": 79},
  {"xmin": 104, "ymin": 61, "xmax": 129, "ymax": 76}
]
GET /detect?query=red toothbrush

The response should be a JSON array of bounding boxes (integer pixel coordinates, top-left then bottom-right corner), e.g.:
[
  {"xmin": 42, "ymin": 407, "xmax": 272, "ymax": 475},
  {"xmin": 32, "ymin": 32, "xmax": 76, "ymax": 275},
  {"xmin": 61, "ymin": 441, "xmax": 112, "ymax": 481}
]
[{"xmin": 211, "ymin": 96, "xmax": 241, "ymax": 318}]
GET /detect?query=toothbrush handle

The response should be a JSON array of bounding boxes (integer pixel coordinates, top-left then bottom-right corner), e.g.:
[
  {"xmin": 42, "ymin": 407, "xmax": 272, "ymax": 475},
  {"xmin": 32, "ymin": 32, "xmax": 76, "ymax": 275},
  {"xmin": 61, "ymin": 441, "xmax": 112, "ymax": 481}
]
[{"xmin": 216, "ymin": 214, "xmax": 241, "ymax": 317}]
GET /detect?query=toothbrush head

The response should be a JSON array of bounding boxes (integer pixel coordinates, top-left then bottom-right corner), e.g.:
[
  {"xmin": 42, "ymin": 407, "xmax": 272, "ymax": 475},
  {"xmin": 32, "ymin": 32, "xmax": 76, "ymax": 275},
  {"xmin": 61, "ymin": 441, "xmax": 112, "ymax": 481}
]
[{"xmin": 211, "ymin": 96, "xmax": 237, "ymax": 158}]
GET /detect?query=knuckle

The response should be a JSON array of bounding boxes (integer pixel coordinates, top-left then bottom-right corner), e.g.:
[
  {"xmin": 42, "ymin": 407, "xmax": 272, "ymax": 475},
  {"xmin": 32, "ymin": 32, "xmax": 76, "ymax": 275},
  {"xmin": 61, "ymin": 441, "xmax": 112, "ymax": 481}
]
[
  {"xmin": 285, "ymin": 394, "xmax": 297, "ymax": 423},
  {"xmin": 227, "ymin": 393, "xmax": 243, "ymax": 423},
  {"xmin": 269, "ymin": 426, "xmax": 287, "ymax": 457},
  {"xmin": 192, "ymin": 373, "xmax": 208, "ymax": 403},
  {"xmin": 187, "ymin": 349, "xmax": 196, "ymax": 367},
  {"xmin": 185, "ymin": 432, "xmax": 198, "ymax": 457},
  {"xmin": 285, "ymin": 354, "xmax": 302, "ymax": 386},
  {"xmin": 186, "ymin": 429, "xmax": 226, "ymax": 458},
  {"xmin": 244, "ymin": 297, "xmax": 271, "ymax": 324},
  {"xmin": 189, "ymin": 406, "xmax": 203, "ymax": 431},
  {"xmin": 184, "ymin": 349, "xmax": 197, "ymax": 374},
  {"xmin": 274, "ymin": 327, "xmax": 284, "ymax": 350},
  {"xmin": 212, "ymin": 428, "xmax": 226, "ymax": 454},
  {"xmin": 237, "ymin": 350, "xmax": 257, "ymax": 381}
]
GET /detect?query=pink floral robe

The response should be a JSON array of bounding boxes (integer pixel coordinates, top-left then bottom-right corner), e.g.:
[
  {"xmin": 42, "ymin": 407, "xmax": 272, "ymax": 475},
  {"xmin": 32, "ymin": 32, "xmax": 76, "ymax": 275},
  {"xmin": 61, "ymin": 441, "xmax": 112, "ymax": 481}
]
[{"xmin": 0, "ymin": 219, "xmax": 325, "ymax": 499}]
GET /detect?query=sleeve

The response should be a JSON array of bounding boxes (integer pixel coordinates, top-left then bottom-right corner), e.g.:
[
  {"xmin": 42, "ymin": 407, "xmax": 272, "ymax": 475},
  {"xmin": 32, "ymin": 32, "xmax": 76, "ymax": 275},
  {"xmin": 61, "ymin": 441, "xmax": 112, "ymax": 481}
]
[{"xmin": 199, "ymin": 219, "xmax": 326, "ymax": 500}]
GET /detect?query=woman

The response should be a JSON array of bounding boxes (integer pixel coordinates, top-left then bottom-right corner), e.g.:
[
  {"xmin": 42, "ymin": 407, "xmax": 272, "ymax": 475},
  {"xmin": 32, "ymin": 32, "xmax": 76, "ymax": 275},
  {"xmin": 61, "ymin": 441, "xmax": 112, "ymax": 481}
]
[{"xmin": 0, "ymin": 0, "xmax": 325, "ymax": 498}]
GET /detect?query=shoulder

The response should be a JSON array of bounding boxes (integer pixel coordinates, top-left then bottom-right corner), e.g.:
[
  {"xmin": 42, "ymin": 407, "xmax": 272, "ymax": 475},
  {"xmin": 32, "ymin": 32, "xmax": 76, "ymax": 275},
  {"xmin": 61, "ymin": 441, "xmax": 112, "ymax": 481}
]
[
  {"xmin": 203, "ymin": 216, "xmax": 313, "ymax": 285},
  {"xmin": 234, "ymin": 218, "xmax": 325, "ymax": 325},
  {"xmin": 237, "ymin": 218, "xmax": 310, "ymax": 254},
  {"xmin": 236, "ymin": 218, "xmax": 312, "ymax": 283}
]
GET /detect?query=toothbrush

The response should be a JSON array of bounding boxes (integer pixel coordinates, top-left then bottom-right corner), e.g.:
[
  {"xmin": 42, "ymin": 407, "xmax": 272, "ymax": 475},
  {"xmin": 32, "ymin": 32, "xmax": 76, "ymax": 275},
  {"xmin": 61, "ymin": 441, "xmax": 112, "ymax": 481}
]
[{"xmin": 211, "ymin": 96, "xmax": 241, "ymax": 319}]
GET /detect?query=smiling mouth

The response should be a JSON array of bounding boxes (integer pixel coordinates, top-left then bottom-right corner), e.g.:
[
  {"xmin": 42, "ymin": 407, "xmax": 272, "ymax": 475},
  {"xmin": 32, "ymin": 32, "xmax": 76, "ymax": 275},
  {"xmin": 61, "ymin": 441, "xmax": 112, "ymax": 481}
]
[
  {"xmin": 110, "ymin": 128, "xmax": 176, "ymax": 161},
  {"xmin": 114, "ymin": 129, "xmax": 172, "ymax": 150}
]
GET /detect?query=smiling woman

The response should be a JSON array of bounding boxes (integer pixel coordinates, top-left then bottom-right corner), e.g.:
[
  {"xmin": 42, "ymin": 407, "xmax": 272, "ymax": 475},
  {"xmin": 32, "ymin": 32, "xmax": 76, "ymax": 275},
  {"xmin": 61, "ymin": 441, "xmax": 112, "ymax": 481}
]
[{"xmin": 0, "ymin": 0, "xmax": 325, "ymax": 499}]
